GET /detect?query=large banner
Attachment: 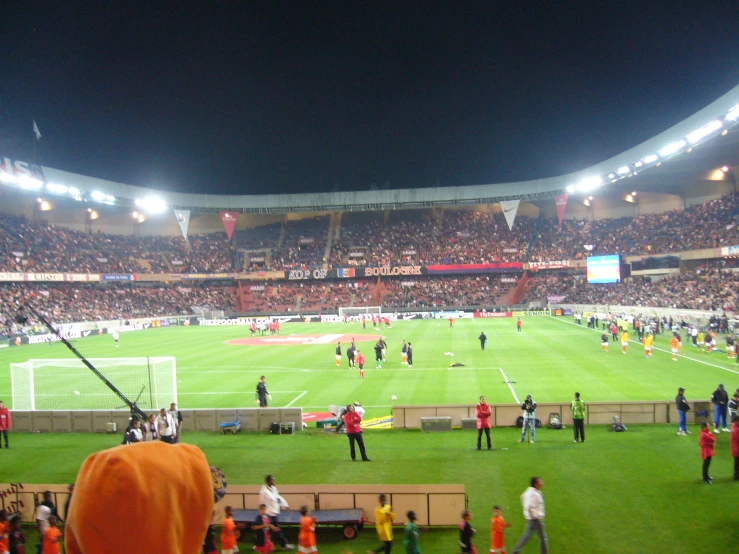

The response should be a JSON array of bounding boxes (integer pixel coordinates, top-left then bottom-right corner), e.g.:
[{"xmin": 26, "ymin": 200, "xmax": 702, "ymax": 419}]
[
  {"xmin": 174, "ymin": 209, "xmax": 191, "ymax": 239},
  {"xmin": 220, "ymin": 211, "xmax": 239, "ymax": 240},
  {"xmin": 102, "ymin": 274, "xmax": 136, "ymax": 281},
  {"xmin": 500, "ymin": 200, "xmax": 520, "ymax": 231},
  {"xmin": 554, "ymin": 193, "xmax": 569, "ymax": 224},
  {"xmin": 425, "ymin": 262, "xmax": 523, "ymax": 274},
  {"xmin": 527, "ymin": 260, "xmax": 570, "ymax": 270},
  {"xmin": 0, "ymin": 272, "xmax": 100, "ymax": 282},
  {"xmin": 473, "ymin": 311, "xmax": 513, "ymax": 318}
]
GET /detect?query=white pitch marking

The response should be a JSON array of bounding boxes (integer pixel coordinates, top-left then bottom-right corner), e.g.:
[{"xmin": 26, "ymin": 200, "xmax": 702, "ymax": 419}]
[
  {"xmin": 551, "ymin": 317, "xmax": 739, "ymax": 376},
  {"xmin": 284, "ymin": 391, "xmax": 308, "ymax": 407},
  {"xmin": 499, "ymin": 367, "xmax": 520, "ymax": 403}
]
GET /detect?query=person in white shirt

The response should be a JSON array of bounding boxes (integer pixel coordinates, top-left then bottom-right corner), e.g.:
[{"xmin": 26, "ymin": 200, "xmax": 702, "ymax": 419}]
[
  {"xmin": 35, "ymin": 503, "xmax": 51, "ymax": 536},
  {"xmin": 112, "ymin": 331, "xmax": 120, "ymax": 347},
  {"xmin": 512, "ymin": 477, "xmax": 548, "ymax": 554},
  {"xmin": 258, "ymin": 475, "xmax": 294, "ymax": 551},
  {"xmin": 169, "ymin": 402, "xmax": 183, "ymax": 443},
  {"xmin": 353, "ymin": 401, "xmax": 366, "ymax": 419},
  {"xmin": 155, "ymin": 408, "xmax": 176, "ymax": 444}
]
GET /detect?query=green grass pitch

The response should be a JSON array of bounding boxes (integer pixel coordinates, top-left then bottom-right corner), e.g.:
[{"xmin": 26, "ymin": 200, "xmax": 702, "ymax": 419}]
[{"xmin": 1, "ymin": 316, "xmax": 737, "ymax": 553}]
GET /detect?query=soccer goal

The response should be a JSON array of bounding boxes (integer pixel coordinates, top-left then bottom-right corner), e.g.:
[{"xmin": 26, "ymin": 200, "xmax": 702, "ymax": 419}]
[
  {"xmin": 10, "ymin": 357, "xmax": 177, "ymax": 411},
  {"xmin": 338, "ymin": 306, "xmax": 382, "ymax": 318}
]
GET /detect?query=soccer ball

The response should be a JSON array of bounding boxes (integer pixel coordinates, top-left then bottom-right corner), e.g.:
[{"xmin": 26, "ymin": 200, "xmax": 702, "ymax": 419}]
[
  {"xmin": 391, "ymin": 395, "xmax": 397, "ymax": 401},
  {"xmin": 73, "ymin": 390, "xmax": 80, "ymax": 396}
]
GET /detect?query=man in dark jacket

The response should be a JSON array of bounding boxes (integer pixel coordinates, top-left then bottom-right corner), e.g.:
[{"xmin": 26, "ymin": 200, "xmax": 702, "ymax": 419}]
[
  {"xmin": 712, "ymin": 384, "xmax": 729, "ymax": 432},
  {"xmin": 675, "ymin": 387, "xmax": 690, "ymax": 435},
  {"xmin": 479, "ymin": 332, "xmax": 487, "ymax": 351}
]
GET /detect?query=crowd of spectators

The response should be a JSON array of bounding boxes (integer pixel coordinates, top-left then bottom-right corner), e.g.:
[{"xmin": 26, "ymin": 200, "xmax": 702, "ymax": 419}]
[
  {"xmin": 523, "ymin": 266, "xmax": 739, "ymax": 311},
  {"xmin": 0, "ymin": 283, "xmax": 236, "ymax": 332},
  {"xmin": 243, "ymin": 280, "xmax": 373, "ymax": 313},
  {"xmin": 382, "ymin": 275, "xmax": 518, "ymax": 308},
  {"xmin": 530, "ymin": 192, "xmax": 739, "ymax": 261},
  {"xmin": 271, "ymin": 216, "xmax": 330, "ymax": 270}
]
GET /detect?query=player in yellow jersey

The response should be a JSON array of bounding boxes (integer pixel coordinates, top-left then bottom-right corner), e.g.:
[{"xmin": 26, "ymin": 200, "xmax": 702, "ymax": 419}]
[
  {"xmin": 621, "ymin": 330, "xmax": 629, "ymax": 354},
  {"xmin": 643, "ymin": 333, "xmax": 653, "ymax": 358}
]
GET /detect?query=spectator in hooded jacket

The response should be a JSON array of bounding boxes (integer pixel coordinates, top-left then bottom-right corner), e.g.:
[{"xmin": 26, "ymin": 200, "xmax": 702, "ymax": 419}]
[
  {"xmin": 712, "ymin": 384, "xmax": 729, "ymax": 433},
  {"xmin": 475, "ymin": 396, "xmax": 493, "ymax": 451},
  {"xmin": 699, "ymin": 422, "xmax": 716, "ymax": 484}
]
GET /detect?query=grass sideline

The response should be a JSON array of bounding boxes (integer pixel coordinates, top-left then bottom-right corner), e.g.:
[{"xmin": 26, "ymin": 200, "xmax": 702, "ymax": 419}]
[
  {"xmin": 1, "ymin": 316, "xmax": 738, "ymax": 553},
  {"xmin": 2, "ymin": 426, "xmax": 737, "ymax": 553}
]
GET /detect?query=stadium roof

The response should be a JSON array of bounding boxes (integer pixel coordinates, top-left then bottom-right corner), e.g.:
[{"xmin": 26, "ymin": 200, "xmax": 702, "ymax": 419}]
[{"xmin": 2, "ymin": 84, "xmax": 739, "ymax": 214}]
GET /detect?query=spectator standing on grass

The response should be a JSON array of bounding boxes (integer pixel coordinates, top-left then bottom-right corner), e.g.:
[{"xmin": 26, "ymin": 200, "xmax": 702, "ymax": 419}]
[
  {"xmin": 712, "ymin": 384, "xmax": 729, "ymax": 432},
  {"xmin": 511, "ymin": 477, "xmax": 548, "ymax": 554},
  {"xmin": 259, "ymin": 475, "xmax": 294, "ymax": 551},
  {"xmin": 0, "ymin": 400, "xmax": 10, "ymax": 448},
  {"xmin": 518, "ymin": 396, "xmax": 537, "ymax": 444},
  {"xmin": 571, "ymin": 392, "xmax": 586, "ymax": 443},
  {"xmin": 404, "ymin": 510, "xmax": 421, "ymax": 554},
  {"xmin": 729, "ymin": 392, "xmax": 739, "ymax": 419},
  {"xmin": 369, "ymin": 494, "xmax": 394, "ymax": 554},
  {"xmin": 343, "ymin": 404, "xmax": 370, "ymax": 462},
  {"xmin": 169, "ymin": 402, "xmax": 183, "ymax": 443},
  {"xmin": 475, "ymin": 396, "xmax": 493, "ymax": 451},
  {"xmin": 699, "ymin": 422, "xmax": 716, "ymax": 484},
  {"xmin": 156, "ymin": 407, "xmax": 176, "ymax": 444},
  {"xmin": 257, "ymin": 376, "xmax": 272, "ymax": 407},
  {"xmin": 676, "ymin": 388, "xmax": 690, "ymax": 436},
  {"xmin": 731, "ymin": 415, "xmax": 739, "ymax": 480}
]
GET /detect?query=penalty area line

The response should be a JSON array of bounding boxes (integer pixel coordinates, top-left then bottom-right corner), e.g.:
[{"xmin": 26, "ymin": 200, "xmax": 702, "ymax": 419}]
[
  {"xmin": 285, "ymin": 391, "xmax": 308, "ymax": 407},
  {"xmin": 499, "ymin": 367, "xmax": 520, "ymax": 403}
]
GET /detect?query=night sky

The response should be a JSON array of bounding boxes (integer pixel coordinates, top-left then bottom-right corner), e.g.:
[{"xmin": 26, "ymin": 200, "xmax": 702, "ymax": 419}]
[{"xmin": 2, "ymin": 1, "xmax": 739, "ymax": 195}]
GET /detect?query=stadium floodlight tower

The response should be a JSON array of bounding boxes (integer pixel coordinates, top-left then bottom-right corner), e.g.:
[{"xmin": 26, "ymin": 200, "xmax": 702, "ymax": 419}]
[{"xmin": 13, "ymin": 302, "xmax": 149, "ymax": 422}]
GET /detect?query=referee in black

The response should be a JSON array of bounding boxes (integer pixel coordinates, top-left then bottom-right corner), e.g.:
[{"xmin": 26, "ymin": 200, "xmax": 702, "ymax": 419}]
[
  {"xmin": 407, "ymin": 342, "xmax": 413, "ymax": 367},
  {"xmin": 479, "ymin": 331, "xmax": 487, "ymax": 351},
  {"xmin": 256, "ymin": 375, "xmax": 271, "ymax": 407}
]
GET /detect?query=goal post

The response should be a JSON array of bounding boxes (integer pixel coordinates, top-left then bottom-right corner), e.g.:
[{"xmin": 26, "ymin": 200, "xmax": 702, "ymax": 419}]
[
  {"xmin": 338, "ymin": 306, "xmax": 382, "ymax": 318},
  {"xmin": 10, "ymin": 357, "xmax": 177, "ymax": 411}
]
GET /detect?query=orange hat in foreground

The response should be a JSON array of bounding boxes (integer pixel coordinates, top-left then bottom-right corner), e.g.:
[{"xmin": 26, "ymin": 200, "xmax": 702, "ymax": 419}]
[{"xmin": 65, "ymin": 441, "xmax": 214, "ymax": 554}]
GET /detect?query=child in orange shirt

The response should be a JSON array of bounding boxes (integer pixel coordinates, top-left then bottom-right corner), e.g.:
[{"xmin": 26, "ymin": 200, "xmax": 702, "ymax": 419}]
[
  {"xmin": 221, "ymin": 506, "xmax": 245, "ymax": 554},
  {"xmin": 298, "ymin": 505, "xmax": 318, "ymax": 553},
  {"xmin": 41, "ymin": 515, "xmax": 62, "ymax": 554},
  {"xmin": 490, "ymin": 505, "xmax": 511, "ymax": 554}
]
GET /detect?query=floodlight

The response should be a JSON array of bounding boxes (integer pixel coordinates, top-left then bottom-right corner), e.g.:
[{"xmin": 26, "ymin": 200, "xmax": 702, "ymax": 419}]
[
  {"xmin": 135, "ymin": 196, "xmax": 167, "ymax": 214},
  {"xmin": 658, "ymin": 140, "xmax": 685, "ymax": 157},
  {"xmin": 608, "ymin": 173, "xmax": 616, "ymax": 179},
  {"xmin": 46, "ymin": 183, "xmax": 69, "ymax": 194},
  {"xmin": 641, "ymin": 154, "xmax": 659, "ymax": 164},
  {"xmin": 616, "ymin": 166, "xmax": 630, "ymax": 176},
  {"xmin": 686, "ymin": 120, "xmax": 723, "ymax": 144},
  {"xmin": 575, "ymin": 176, "xmax": 602, "ymax": 193},
  {"xmin": 90, "ymin": 190, "xmax": 106, "ymax": 201},
  {"xmin": 18, "ymin": 175, "xmax": 43, "ymax": 190},
  {"xmin": 566, "ymin": 184, "xmax": 575, "ymax": 193},
  {"xmin": 725, "ymin": 104, "xmax": 739, "ymax": 122},
  {"xmin": 634, "ymin": 161, "xmax": 643, "ymax": 168},
  {"xmin": 722, "ymin": 166, "xmax": 730, "ymax": 172},
  {"xmin": 721, "ymin": 129, "xmax": 728, "ymax": 136},
  {"xmin": 68, "ymin": 187, "xmax": 80, "ymax": 197}
]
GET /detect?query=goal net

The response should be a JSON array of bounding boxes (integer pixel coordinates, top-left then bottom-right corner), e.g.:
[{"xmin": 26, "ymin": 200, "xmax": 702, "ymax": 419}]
[
  {"xmin": 338, "ymin": 306, "xmax": 382, "ymax": 318},
  {"xmin": 10, "ymin": 357, "xmax": 177, "ymax": 411}
]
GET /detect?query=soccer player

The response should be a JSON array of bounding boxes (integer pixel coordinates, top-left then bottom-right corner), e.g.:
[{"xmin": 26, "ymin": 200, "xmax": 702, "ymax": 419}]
[
  {"xmin": 707, "ymin": 332, "xmax": 716, "ymax": 354},
  {"xmin": 362, "ymin": 316, "xmax": 366, "ymax": 330},
  {"xmin": 407, "ymin": 342, "xmax": 413, "ymax": 367},
  {"xmin": 670, "ymin": 334, "xmax": 680, "ymax": 361},
  {"xmin": 621, "ymin": 329, "xmax": 629, "ymax": 354},
  {"xmin": 517, "ymin": 318, "xmax": 522, "ymax": 333},
  {"xmin": 601, "ymin": 332, "xmax": 609, "ymax": 352},
  {"xmin": 335, "ymin": 342, "xmax": 342, "ymax": 367},
  {"xmin": 401, "ymin": 340, "xmax": 408, "ymax": 364},
  {"xmin": 643, "ymin": 333, "xmax": 653, "ymax": 358},
  {"xmin": 250, "ymin": 320, "xmax": 257, "ymax": 336},
  {"xmin": 371, "ymin": 315, "xmax": 377, "ymax": 329},
  {"xmin": 610, "ymin": 322, "xmax": 618, "ymax": 342},
  {"xmin": 42, "ymin": 515, "xmax": 62, "ymax": 554},
  {"xmin": 347, "ymin": 340, "xmax": 356, "ymax": 368},
  {"xmin": 380, "ymin": 338, "xmax": 387, "ymax": 362},
  {"xmin": 727, "ymin": 336, "xmax": 735, "ymax": 359},
  {"xmin": 357, "ymin": 350, "xmax": 365, "ymax": 379},
  {"xmin": 490, "ymin": 505, "xmax": 511, "ymax": 554},
  {"xmin": 112, "ymin": 331, "xmax": 119, "ymax": 347},
  {"xmin": 374, "ymin": 341, "xmax": 383, "ymax": 369},
  {"xmin": 404, "ymin": 510, "xmax": 421, "ymax": 554},
  {"xmin": 697, "ymin": 330, "xmax": 705, "ymax": 352},
  {"xmin": 449, "ymin": 316, "xmax": 454, "ymax": 328}
]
